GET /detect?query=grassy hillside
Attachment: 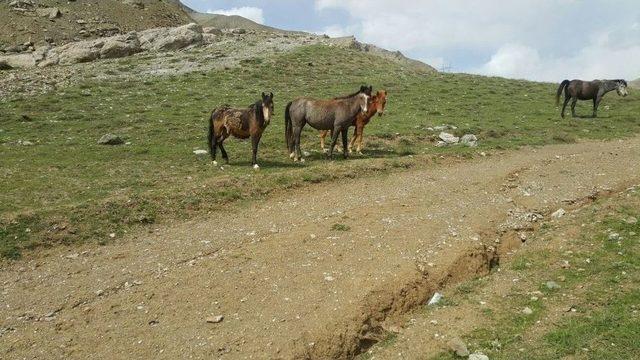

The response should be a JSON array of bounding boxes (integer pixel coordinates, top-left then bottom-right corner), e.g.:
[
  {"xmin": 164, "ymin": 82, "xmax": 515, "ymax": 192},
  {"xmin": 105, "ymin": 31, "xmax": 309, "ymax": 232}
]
[
  {"xmin": 631, "ymin": 78, "xmax": 640, "ymax": 89},
  {"xmin": 0, "ymin": 0, "xmax": 191, "ymax": 47},
  {"xmin": 1, "ymin": 44, "xmax": 639, "ymax": 258}
]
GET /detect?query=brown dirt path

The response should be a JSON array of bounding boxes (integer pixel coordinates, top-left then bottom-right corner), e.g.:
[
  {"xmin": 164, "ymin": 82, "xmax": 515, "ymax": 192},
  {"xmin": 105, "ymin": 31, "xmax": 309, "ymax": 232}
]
[{"xmin": 1, "ymin": 138, "xmax": 640, "ymax": 359}]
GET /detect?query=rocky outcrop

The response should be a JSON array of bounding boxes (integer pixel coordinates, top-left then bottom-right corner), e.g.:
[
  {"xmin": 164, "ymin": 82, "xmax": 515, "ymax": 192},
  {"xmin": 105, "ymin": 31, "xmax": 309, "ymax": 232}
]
[
  {"xmin": 100, "ymin": 33, "xmax": 141, "ymax": 59},
  {"xmin": 0, "ymin": 23, "xmax": 204, "ymax": 70},
  {"xmin": 139, "ymin": 23, "xmax": 203, "ymax": 51}
]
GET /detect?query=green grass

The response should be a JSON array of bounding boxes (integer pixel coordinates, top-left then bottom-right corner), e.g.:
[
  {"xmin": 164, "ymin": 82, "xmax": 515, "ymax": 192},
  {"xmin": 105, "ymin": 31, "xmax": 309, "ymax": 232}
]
[
  {"xmin": 432, "ymin": 192, "xmax": 640, "ymax": 360},
  {"xmin": 1, "ymin": 44, "xmax": 640, "ymax": 258}
]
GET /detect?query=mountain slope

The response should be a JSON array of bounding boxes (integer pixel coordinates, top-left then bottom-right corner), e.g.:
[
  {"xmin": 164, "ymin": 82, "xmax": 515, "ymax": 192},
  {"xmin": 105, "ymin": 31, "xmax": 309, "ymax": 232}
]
[
  {"xmin": 189, "ymin": 12, "xmax": 302, "ymax": 34},
  {"xmin": 0, "ymin": 0, "xmax": 191, "ymax": 47},
  {"xmin": 630, "ymin": 78, "xmax": 640, "ymax": 89}
]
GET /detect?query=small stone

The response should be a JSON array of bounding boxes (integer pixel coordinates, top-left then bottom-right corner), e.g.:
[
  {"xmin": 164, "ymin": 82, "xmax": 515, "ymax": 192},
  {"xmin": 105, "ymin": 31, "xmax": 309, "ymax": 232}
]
[
  {"xmin": 98, "ymin": 134, "xmax": 124, "ymax": 145},
  {"xmin": 427, "ymin": 292, "xmax": 443, "ymax": 306},
  {"xmin": 206, "ymin": 315, "xmax": 224, "ymax": 323},
  {"xmin": 551, "ymin": 208, "xmax": 566, "ymax": 218},
  {"xmin": 438, "ymin": 132, "xmax": 459, "ymax": 144},
  {"xmin": 608, "ymin": 233, "xmax": 620, "ymax": 240},
  {"xmin": 624, "ymin": 217, "xmax": 637, "ymax": 224},
  {"xmin": 546, "ymin": 281, "xmax": 561, "ymax": 290},
  {"xmin": 469, "ymin": 353, "xmax": 490, "ymax": 360},
  {"xmin": 193, "ymin": 149, "xmax": 208, "ymax": 155},
  {"xmin": 522, "ymin": 307, "xmax": 533, "ymax": 315},
  {"xmin": 447, "ymin": 337, "xmax": 469, "ymax": 357}
]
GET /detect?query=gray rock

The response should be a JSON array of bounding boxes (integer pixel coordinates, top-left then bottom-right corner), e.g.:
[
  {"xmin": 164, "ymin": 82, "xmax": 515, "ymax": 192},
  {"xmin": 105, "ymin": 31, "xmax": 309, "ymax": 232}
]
[
  {"xmin": 469, "ymin": 353, "xmax": 490, "ymax": 360},
  {"xmin": 98, "ymin": 134, "xmax": 124, "ymax": 145},
  {"xmin": 447, "ymin": 337, "xmax": 469, "ymax": 357},
  {"xmin": 36, "ymin": 7, "xmax": 61, "ymax": 19},
  {"xmin": 0, "ymin": 53, "xmax": 36, "ymax": 69},
  {"xmin": 100, "ymin": 33, "xmax": 141, "ymax": 59},
  {"xmin": 551, "ymin": 208, "xmax": 566, "ymax": 218},
  {"xmin": 206, "ymin": 315, "xmax": 224, "ymax": 323},
  {"xmin": 0, "ymin": 59, "xmax": 11, "ymax": 70},
  {"xmin": 545, "ymin": 281, "xmax": 561, "ymax": 290},
  {"xmin": 203, "ymin": 27, "xmax": 223, "ymax": 36},
  {"xmin": 460, "ymin": 134, "xmax": 478, "ymax": 147},
  {"xmin": 139, "ymin": 23, "xmax": 203, "ymax": 52},
  {"xmin": 57, "ymin": 39, "xmax": 105, "ymax": 65},
  {"xmin": 439, "ymin": 132, "xmax": 459, "ymax": 144}
]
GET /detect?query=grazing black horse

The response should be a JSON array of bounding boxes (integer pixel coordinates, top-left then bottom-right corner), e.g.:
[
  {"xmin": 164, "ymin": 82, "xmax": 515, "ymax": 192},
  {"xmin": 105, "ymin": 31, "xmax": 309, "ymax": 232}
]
[
  {"xmin": 208, "ymin": 92, "xmax": 274, "ymax": 169},
  {"xmin": 556, "ymin": 79, "xmax": 629, "ymax": 118}
]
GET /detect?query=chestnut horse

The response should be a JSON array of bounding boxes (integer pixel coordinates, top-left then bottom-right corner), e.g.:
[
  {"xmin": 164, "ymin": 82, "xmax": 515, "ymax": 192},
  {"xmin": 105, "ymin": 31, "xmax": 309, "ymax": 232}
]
[
  {"xmin": 556, "ymin": 79, "xmax": 628, "ymax": 118},
  {"xmin": 319, "ymin": 90, "xmax": 387, "ymax": 154},
  {"xmin": 208, "ymin": 92, "xmax": 274, "ymax": 169},
  {"xmin": 285, "ymin": 90, "xmax": 369, "ymax": 162}
]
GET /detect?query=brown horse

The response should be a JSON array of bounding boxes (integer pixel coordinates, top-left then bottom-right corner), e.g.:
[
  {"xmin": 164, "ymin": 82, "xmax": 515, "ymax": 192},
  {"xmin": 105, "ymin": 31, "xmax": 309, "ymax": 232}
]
[
  {"xmin": 208, "ymin": 92, "xmax": 274, "ymax": 169},
  {"xmin": 556, "ymin": 79, "xmax": 628, "ymax": 118},
  {"xmin": 319, "ymin": 90, "xmax": 388, "ymax": 154},
  {"xmin": 285, "ymin": 90, "xmax": 369, "ymax": 162}
]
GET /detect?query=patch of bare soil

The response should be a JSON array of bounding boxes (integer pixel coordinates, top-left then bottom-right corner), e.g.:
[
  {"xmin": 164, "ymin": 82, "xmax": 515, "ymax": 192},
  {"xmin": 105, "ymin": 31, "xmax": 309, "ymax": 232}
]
[{"xmin": 1, "ymin": 138, "xmax": 640, "ymax": 359}]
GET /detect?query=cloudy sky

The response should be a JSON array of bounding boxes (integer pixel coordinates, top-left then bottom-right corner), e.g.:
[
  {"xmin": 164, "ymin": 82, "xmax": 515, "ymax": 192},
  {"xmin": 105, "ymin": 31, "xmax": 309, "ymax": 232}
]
[{"xmin": 183, "ymin": 0, "xmax": 640, "ymax": 82}]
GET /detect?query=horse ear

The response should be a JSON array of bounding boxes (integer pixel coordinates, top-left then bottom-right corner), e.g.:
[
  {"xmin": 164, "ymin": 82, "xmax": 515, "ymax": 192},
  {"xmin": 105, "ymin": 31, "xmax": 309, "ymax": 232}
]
[
  {"xmin": 270, "ymin": 92, "xmax": 274, "ymax": 98},
  {"xmin": 262, "ymin": 92, "xmax": 266, "ymax": 98}
]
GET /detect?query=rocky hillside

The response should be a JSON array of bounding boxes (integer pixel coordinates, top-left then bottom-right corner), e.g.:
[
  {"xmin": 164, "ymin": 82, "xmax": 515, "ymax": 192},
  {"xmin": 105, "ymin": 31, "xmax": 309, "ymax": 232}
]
[
  {"xmin": 631, "ymin": 78, "xmax": 640, "ymax": 89},
  {"xmin": 0, "ymin": 0, "xmax": 191, "ymax": 48},
  {"xmin": 189, "ymin": 13, "xmax": 301, "ymax": 35}
]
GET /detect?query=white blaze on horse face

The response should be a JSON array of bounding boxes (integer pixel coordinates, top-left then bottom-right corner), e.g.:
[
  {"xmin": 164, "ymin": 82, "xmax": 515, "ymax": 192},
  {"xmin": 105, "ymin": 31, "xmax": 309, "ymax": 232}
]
[
  {"xmin": 361, "ymin": 94, "xmax": 369, "ymax": 113},
  {"xmin": 263, "ymin": 105, "xmax": 271, "ymax": 123},
  {"xmin": 618, "ymin": 85, "xmax": 629, "ymax": 97}
]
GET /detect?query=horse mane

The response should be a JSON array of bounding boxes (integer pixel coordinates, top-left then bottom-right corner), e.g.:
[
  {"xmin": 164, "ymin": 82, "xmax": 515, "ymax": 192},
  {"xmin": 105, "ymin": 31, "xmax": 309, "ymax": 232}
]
[
  {"xmin": 251, "ymin": 100, "xmax": 265, "ymax": 125},
  {"xmin": 616, "ymin": 79, "xmax": 628, "ymax": 86},
  {"xmin": 333, "ymin": 90, "xmax": 362, "ymax": 100}
]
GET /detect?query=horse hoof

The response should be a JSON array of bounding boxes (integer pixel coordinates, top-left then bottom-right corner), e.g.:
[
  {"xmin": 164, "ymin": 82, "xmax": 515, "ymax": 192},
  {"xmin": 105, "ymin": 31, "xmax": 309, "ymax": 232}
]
[
  {"xmin": 253, "ymin": 164, "xmax": 260, "ymax": 170},
  {"xmin": 289, "ymin": 152, "xmax": 295, "ymax": 159}
]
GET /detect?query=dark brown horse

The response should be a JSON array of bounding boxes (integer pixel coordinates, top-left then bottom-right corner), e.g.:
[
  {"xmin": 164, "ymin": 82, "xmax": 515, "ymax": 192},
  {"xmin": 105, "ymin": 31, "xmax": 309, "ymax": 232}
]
[
  {"xmin": 285, "ymin": 89, "xmax": 369, "ymax": 162},
  {"xmin": 556, "ymin": 79, "xmax": 628, "ymax": 118},
  {"xmin": 208, "ymin": 92, "xmax": 274, "ymax": 169},
  {"xmin": 319, "ymin": 90, "xmax": 388, "ymax": 154}
]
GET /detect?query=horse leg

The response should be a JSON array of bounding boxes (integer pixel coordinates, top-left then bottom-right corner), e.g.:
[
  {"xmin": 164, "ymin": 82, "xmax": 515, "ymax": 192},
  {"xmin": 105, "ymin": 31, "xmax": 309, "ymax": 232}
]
[
  {"xmin": 319, "ymin": 130, "xmax": 328, "ymax": 153},
  {"xmin": 293, "ymin": 125, "xmax": 304, "ymax": 162},
  {"xmin": 210, "ymin": 134, "xmax": 218, "ymax": 164},
  {"xmin": 593, "ymin": 96, "xmax": 602, "ymax": 118},
  {"xmin": 570, "ymin": 97, "xmax": 578, "ymax": 118},
  {"xmin": 355, "ymin": 123, "xmax": 365, "ymax": 154},
  {"xmin": 328, "ymin": 126, "xmax": 341, "ymax": 160},
  {"xmin": 251, "ymin": 132, "xmax": 262, "ymax": 169},
  {"xmin": 349, "ymin": 126, "xmax": 357, "ymax": 154},
  {"xmin": 218, "ymin": 139, "xmax": 229, "ymax": 164},
  {"xmin": 341, "ymin": 128, "xmax": 349, "ymax": 159},
  {"xmin": 561, "ymin": 95, "xmax": 570, "ymax": 118}
]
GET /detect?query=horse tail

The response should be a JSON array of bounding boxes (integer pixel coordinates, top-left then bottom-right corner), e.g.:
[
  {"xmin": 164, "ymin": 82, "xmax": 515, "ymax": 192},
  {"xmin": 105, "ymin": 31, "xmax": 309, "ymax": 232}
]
[
  {"xmin": 284, "ymin": 101, "xmax": 293, "ymax": 151},
  {"xmin": 556, "ymin": 80, "xmax": 570, "ymax": 106}
]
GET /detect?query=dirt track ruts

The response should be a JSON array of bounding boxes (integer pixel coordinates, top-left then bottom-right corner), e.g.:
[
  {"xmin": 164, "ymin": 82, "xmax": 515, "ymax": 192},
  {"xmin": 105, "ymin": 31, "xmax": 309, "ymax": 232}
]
[{"xmin": 2, "ymin": 137, "xmax": 640, "ymax": 359}]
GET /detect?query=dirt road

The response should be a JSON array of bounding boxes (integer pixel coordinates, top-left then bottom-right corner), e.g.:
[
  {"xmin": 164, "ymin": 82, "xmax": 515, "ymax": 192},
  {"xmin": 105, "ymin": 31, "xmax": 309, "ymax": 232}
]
[{"xmin": 2, "ymin": 138, "xmax": 640, "ymax": 359}]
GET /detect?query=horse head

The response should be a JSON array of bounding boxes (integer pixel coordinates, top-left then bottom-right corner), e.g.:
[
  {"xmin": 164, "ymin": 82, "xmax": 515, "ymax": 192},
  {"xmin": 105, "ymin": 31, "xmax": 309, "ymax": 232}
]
[
  {"xmin": 261, "ymin": 92, "xmax": 275, "ymax": 125},
  {"xmin": 616, "ymin": 80, "xmax": 629, "ymax": 97},
  {"xmin": 374, "ymin": 90, "xmax": 388, "ymax": 117},
  {"xmin": 358, "ymin": 93, "xmax": 369, "ymax": 114},
  {"xmin": 359, "ymin": 85, "xmax": 373, "ymax": 97}
]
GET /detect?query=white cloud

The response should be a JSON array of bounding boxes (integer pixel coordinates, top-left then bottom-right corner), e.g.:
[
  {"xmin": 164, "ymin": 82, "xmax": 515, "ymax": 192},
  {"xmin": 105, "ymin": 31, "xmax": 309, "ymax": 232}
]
[
  {"xmin": 315, "ymin": 24, "xmax": 358, "ymax": 38},
  {"xmin": 207, "ymin": 6, "xmax": 265, "ymax": 24},
  {"xmin": 314, "ymin": 0, "xmax": 640, "ymax": 81}
]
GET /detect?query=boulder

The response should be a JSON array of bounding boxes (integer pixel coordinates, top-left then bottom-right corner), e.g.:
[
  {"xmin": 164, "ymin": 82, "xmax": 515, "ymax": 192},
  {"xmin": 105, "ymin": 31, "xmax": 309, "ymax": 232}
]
[
  {"xmin": 460, "ymin": 134, "xmax": 478, "ymax": 147},
  {"xmin": 139, "ymin": 23, "xmax": 203, "ymax": 52},
  {"xmin": 203, "ymin": 27, "xmax": 223, "ymax": 36},
  {"xmin": 439, "ymin": 132, "xmax": 459, "ymax": 144},
  {"xmin": 36, "ymin": 7, "xmax": 61, "ymax": 19},
  {"xmin": 0, "ymin": 59, "xmax": 11, "ymax": 70},
  {"xmin": 98, "ymin": 134, "xmax": 124, "ymax": 145},
  {"xmin": 0, "ymin": 53, "xmax": 36, "ymax": 69},
  {"xmin": 57, "ymin": 40, "xmax": 104, "ymax": 65},
  {"xmin": 100, "ymin": 33, "xmax": 141, "ymax": 59}
]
